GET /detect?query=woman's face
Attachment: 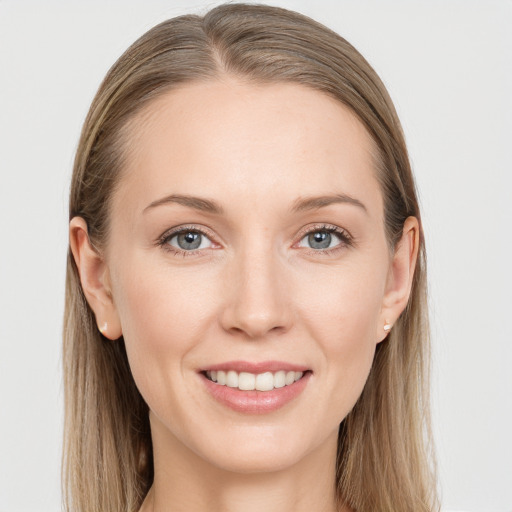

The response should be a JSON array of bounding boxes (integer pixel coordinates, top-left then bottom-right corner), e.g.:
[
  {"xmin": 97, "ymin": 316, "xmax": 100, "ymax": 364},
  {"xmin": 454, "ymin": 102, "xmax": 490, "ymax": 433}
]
[{"xmin": 104, "ymin": 79, "xmax": 396, "ymax": 473}]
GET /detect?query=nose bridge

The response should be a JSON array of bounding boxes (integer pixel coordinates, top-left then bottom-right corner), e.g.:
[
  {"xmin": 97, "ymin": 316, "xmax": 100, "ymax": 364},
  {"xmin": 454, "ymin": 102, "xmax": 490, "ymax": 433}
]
[{"xmin": 221, "ymin": 234, "xmax": 290, "ymax": 338}]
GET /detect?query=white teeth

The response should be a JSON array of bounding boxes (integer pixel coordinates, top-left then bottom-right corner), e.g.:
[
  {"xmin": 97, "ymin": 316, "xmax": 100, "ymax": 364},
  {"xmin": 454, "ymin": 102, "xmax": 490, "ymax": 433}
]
[
  {"xmin": 226, "ymin": 370, "xmax": 238, "ymax": 388},
  {"xmin": 255, "ymin": 372, "xmax": 274, "ymax": 391},
  {"xmin": 238, "ymin": 372, "xmax": 255, "ymax": 390},
  {"xmin": 205, "ymin": 369, "xmax": 306, "ymax": 391},
  {"xmin": 274, "ymin": 370, "xmax": 286, "ymax": 388}
]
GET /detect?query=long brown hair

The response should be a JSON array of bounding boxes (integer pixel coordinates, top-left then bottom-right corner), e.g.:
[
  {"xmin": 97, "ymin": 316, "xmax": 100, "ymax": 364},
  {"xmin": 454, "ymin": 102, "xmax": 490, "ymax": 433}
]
[{"xmin": 63, "ymin": 4, "xmax": 438, "ymax": 511}]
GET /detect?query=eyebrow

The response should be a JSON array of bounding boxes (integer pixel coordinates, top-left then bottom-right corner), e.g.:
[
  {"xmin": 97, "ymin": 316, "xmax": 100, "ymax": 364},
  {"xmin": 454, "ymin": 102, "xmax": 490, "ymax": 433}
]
[
  {"xmin": 143, "ymin": 194, "xmax": 224, "ymax": 215},
  {"xmin": 291, "ymin": 194, "xmax": 368, "ymax": 214},
  {"xmin": 143, "ymin": 192, "xmax": 367, "ymax": 216}
]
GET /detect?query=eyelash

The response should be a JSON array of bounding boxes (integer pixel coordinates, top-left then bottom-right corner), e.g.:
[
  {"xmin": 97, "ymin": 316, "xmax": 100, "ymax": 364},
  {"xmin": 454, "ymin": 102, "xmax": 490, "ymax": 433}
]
[{"xmin": 156, "ymin": 223, "xmax": 354, "ymax": 257}]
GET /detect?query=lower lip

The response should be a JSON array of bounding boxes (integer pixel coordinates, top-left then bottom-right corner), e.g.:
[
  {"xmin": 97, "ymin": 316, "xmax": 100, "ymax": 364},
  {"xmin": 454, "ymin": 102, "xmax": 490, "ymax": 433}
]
[{"xmin": 201, "ymin": 372, "xmax": 311, "ymax": 414}]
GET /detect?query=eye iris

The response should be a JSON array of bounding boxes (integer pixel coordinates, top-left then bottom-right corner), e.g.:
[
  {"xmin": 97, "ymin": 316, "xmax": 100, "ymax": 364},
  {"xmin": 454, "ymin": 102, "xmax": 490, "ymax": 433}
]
[
  {"xmin": 308, "ymin": 231, "xmax": 331, "ymax": 249},
  {"xmin": 177, "ymin": 232, "xmax": 202, "ymax": 250}
]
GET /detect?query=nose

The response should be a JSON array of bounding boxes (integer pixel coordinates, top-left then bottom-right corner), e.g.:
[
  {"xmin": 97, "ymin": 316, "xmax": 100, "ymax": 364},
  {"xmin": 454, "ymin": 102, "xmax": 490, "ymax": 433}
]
[{"xmin": 220, "ymin": 245, "xmax": 292, "ymax": 339}]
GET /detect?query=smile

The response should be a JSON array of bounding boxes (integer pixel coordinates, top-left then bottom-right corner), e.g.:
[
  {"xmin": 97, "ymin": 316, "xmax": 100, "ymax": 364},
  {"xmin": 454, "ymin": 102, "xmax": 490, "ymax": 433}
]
[
  {"xmin": 200, "ymin": 361, "xmax": 312, "ymax": 414},
  {"xmin": 205, "ymin": 370, "xmax": 304, "ymax": 391}
]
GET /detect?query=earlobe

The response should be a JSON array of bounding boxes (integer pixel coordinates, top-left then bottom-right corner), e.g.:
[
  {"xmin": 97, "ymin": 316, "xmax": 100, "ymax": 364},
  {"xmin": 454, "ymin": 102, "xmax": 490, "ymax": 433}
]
[
  {"xmin": 69, "ymin": 217, "xmax": 122, "ymax": 340},
  {"xmin": 378, "ymin": 216, "xmax": 420, "ymax": 342}
]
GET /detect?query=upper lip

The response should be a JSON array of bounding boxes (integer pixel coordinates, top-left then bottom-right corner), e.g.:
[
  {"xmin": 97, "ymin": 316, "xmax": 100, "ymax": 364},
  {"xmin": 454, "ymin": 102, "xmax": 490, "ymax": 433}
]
[{"xmin": 200, "ymin": 360, "xmax": 310, "ymax": 374}]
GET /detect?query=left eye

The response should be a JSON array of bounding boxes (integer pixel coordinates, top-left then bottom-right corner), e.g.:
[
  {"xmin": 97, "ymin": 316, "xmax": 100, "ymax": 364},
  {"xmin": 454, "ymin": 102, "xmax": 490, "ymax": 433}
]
[
  {"xmin": 298, "ymin": 230, "xmax": 343, "ymax": 250},
  {"xmin": 167, "ymin": 231, "xmax": 213, "ymax": 251}
]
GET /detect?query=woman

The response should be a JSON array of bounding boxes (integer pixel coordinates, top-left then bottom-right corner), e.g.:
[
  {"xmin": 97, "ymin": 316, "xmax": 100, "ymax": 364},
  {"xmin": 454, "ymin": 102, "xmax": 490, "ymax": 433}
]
[{"xmin": 64, "ymin": 3, "xmax": 438, "ymax": 511}]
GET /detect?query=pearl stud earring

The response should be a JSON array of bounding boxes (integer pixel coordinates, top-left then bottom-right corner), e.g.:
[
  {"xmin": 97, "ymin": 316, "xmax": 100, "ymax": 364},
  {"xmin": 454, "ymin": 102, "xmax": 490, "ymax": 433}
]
[
  {"xmin": 383, "ymin": 321, "xmax": 392, "ymax": 332},
  {"xmin": 99, "ymin": 322, "xmax": 108, "ymax": 335}
]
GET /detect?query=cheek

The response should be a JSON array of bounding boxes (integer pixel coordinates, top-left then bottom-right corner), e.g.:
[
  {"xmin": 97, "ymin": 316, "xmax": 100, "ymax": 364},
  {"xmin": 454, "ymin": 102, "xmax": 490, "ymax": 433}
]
[
  {"xmin": 115, "ymin": 250, "xmax": 219, "ymax": 332},
  {"xmin": 298, "ymin": 256, "xmax": 386, "ymax": 344},
  {"xmin": 110, "ymin": 254, "xmax": 220, "ymax": 399},
  {"xmin": 295, "ymin": 257, "xmax": 387, "ymax": 411}
]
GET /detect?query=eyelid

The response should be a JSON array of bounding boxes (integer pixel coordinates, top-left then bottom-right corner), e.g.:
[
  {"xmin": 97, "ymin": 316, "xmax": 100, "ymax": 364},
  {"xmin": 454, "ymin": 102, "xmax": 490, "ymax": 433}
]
[{"xmin": 294, "ymin": 223, "xmax": 353, "ymax": 243}]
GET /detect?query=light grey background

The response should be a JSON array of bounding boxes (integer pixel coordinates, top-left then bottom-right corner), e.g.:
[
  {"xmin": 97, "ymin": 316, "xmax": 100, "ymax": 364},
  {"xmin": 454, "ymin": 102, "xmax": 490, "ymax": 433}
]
[{"xmin": 0, "ymin": 1, "xmax": 510, "ymax": 511}]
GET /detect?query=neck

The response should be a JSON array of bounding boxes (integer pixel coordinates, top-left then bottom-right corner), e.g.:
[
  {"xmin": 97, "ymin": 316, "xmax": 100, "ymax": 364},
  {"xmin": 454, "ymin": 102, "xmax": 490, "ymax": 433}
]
[{"xmin": 140, "ymin": 414, "xmax": 348, "ymax": 512}]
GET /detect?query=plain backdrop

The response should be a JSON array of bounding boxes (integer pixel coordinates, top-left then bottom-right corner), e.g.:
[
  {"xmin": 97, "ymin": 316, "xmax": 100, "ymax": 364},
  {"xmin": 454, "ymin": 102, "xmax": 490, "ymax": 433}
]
[{"xmin": 0, "ymin": 1, "xmax": 510, "ymax": 511}]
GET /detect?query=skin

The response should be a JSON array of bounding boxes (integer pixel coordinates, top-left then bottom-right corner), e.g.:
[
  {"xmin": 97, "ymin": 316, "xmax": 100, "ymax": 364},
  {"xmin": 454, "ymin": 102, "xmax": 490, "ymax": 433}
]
[{"xmin": 70, "ymin": 78, "xmax": 419, "ymax": 512}]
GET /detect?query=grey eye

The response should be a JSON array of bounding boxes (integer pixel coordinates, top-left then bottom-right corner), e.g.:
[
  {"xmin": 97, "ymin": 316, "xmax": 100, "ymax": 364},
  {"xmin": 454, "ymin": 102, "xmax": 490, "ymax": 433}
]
[
  {"xmin": 168, "ymin": 231, "xmax": 212, "ymax": 251},
  {"xmin": 298, "ymin": 229, "xmax": 344, "ymax": 250},
  {"xmin": 307, "ymin": 231, "xmax": 332, "ymax": 249}
]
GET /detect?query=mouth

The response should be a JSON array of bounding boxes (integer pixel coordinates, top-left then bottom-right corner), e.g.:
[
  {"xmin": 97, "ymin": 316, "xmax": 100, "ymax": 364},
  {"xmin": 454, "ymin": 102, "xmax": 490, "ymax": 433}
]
[
  {"xmin": 203, "ymin": 369, "xmax": 307, "ymax": 391},
  {"xmin": 199, "ymin": 361, "xmax": 312, "ymax": 414}
]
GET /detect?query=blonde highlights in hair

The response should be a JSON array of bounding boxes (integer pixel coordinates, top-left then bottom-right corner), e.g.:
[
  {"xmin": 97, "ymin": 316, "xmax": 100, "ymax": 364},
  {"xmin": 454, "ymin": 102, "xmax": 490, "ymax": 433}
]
[{"xmin": 64, "ymin": 4, "xmax": 438, "ymax": 511}]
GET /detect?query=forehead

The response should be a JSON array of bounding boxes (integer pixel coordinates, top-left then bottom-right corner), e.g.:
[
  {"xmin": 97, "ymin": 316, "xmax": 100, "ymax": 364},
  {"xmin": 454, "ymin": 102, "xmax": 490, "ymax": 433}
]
[{"xmin": 115, "ymin": 78, "xmax": 382, "ymax": 218}]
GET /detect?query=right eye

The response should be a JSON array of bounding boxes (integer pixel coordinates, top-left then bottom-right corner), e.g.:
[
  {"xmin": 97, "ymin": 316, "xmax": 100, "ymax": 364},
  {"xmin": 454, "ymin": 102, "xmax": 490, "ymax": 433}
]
[{"xmin": 166, "ymin": 230, "xmax": 214, "ymax": 251}]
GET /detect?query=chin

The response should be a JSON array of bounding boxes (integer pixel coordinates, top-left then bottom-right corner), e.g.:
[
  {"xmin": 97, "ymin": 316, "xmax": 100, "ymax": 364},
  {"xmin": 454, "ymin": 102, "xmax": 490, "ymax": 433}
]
[
  {"xmin": 202, "ymin": 442, "xmax": 307, "ymax": 475},
  {"xmin": 186, "ymin": 420, "xmax": 328, "ymax": 476}
]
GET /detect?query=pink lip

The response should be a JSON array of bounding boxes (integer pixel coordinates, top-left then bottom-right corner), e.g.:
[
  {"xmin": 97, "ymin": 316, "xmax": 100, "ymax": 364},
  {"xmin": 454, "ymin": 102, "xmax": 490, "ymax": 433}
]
[
  {"xmin": 199, "ymin": 361, "xmax": 312, "ymax": 414},
  {"xmin": 201, "ymin": 360, "xmax": 310, "ymax": 373}
]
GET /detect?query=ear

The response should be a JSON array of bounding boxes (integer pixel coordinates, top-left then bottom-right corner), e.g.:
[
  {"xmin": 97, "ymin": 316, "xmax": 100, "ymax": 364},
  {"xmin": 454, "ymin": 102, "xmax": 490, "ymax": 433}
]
[
  {"xmin": 69, "ymin": 217, "xmax": 122, "ymax": 340},
  {"xmin": 378, "ymin": 216, "xmax": 420, "ymax": 342}
]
